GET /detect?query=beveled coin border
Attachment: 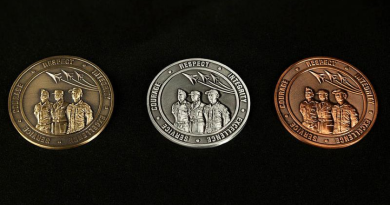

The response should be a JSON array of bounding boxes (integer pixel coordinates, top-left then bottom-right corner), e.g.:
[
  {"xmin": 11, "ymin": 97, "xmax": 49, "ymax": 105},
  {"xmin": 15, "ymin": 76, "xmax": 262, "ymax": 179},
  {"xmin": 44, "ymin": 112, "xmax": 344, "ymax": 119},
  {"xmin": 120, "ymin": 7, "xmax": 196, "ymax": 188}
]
[
  {"xmin": 147, "ymin": 58, "xmax": 250, "ymax": 148},
  {"xmin": 274, "ymin": 56, "xmax": 378, "ymax": 149},
  {"xmin": 9, "ymin": 56, "xmax": 114, "ymax": 150}
]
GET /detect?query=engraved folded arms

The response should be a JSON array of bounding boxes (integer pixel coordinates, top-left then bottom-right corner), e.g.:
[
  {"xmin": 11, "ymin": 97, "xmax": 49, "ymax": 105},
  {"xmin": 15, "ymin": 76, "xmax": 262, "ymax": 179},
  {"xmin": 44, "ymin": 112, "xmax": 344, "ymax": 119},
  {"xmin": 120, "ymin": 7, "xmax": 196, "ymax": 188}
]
[
  {"xmin": 34, "ymin": 88, "xmax": 93, "ymax": 135},
  {"xmin": 172, "ymin": 89, "xmax": 230, "ymax": 134},
  {"xmin": 299, "ymin": 87, "xmax": 359, "ymax": 135}
]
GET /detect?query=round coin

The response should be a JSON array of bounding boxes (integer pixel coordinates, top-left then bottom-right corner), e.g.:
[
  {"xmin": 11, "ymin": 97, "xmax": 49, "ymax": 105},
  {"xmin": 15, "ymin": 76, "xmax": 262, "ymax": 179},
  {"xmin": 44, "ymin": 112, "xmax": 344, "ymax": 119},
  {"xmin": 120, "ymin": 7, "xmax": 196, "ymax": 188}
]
[
  {"xmin": 147, "ymin": 58, "xmax": 250, "ymax": 148},
  {"xmin": 9, "ymin": 56, "xmax": 114, "ymax": 149},
  {"xmin": 275, "ymin": 57, "xmax": 377, "ymax": 148}
]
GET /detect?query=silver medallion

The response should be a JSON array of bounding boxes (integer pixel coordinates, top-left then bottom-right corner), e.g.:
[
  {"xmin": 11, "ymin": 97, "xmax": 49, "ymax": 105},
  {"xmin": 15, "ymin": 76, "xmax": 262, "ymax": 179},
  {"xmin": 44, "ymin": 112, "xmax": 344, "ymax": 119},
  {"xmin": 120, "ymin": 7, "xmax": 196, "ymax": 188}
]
[{"xmin": 147, "ymin": 58, "xmax": 250, "ymax": 148}]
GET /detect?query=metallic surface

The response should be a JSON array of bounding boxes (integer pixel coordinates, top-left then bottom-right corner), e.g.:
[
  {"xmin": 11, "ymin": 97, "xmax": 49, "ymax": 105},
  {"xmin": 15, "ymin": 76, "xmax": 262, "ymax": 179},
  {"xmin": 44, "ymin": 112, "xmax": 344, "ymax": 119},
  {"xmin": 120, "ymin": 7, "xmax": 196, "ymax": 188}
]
[
  {"xmin": 9, "ymin": 56, "xmax": 114, "ymax": 149},
  {"xmin": 275, "ymin": 57, "xmax": 378, "ymax": 148},
  {"xmin": 147, "ymin": 58, "xmax": 250, "ymax": 148}
]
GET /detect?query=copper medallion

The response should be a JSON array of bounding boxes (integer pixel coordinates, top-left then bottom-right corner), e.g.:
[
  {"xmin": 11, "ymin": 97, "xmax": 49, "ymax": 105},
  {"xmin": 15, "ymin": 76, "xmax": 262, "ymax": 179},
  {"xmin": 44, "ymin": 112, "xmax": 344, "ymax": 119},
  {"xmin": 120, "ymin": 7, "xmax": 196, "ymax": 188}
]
[
  {"xmin": 9, "ymin": 56, "xmax": 114, "ymax": 149},
  {"xmin": 275, "ymin": 57, "xmax": 377, "ymax": 148}
]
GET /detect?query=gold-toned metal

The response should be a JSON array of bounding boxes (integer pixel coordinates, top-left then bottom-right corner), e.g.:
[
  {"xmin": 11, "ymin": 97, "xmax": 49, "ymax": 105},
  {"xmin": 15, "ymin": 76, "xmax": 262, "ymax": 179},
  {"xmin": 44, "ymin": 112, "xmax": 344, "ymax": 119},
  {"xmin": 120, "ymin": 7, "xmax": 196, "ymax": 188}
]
[
  {"xmin": 274, "ymin": 57, "xmax": 377, "ymax": 148},
  {"xmin": 9, "ymin": 56, "xmax": 114, "ymax": 149}
]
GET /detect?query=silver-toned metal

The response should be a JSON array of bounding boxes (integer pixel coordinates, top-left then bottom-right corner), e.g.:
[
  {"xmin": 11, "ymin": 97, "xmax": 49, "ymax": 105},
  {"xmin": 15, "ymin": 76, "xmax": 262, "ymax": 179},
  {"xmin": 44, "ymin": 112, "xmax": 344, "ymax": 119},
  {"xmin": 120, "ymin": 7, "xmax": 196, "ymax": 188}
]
[{"xmin": 147, "ymin": 58, "xmax": 250, "ymax": 148}]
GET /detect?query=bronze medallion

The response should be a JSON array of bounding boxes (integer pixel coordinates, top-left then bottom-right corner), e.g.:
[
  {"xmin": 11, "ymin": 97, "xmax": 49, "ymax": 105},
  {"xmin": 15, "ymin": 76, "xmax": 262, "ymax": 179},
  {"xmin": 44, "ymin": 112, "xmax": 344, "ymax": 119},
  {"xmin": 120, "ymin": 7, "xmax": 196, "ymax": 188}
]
[
  {"xmin": 9, "ymin": 56, "xmax": 114, "ymax": 149},
  {"xmin": 275, "ymin": 57, "xmax": 377, "ymax": 148}
]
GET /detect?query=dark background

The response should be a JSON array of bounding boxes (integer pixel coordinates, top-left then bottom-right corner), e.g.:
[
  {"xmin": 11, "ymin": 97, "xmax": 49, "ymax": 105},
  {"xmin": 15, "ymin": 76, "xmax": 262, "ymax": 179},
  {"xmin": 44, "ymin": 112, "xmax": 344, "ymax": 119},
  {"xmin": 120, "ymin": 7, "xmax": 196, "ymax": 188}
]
[{"xmin": 1, "ymin": 0, "xmax": 389, "ymax": 204}]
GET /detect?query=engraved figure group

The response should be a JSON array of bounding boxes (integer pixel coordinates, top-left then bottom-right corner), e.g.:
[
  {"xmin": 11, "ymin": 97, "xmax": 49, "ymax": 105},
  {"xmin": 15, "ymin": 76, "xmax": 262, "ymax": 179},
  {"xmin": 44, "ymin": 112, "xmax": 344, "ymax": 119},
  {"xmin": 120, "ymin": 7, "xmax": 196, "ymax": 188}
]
[
  {"xmin": 172, "ymin": 89, "xmax": 230, "ymax": 134},
  {"xmin": 300, "ymin": 87, "xmax": 359, "ymax": 134},
  {"xmin": 34, "ymin": 88, "xmax": 93, "ymax": 135}
]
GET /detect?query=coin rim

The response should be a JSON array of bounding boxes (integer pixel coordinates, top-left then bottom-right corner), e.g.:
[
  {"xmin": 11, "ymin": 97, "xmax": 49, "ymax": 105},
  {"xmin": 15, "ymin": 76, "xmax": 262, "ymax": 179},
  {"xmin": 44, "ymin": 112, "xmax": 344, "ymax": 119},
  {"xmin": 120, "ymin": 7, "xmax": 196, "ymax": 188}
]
[
  {"xmin": 274, "ymin": 56, "xmax": 378, "ymax": 149},
  {"xmin": 147, "ymin": 58, "xmax": 251, "ymax": 148},
  {"xmin": 8, "ymin": 55, "xmax": 115, "ymax": 150}
]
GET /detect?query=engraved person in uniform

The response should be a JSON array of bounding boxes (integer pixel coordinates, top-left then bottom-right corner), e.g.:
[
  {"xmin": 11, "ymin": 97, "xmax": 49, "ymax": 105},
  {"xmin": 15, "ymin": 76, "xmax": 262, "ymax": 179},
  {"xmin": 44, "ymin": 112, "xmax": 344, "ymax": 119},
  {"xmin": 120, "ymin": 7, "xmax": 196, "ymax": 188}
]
[
  {"xmin": 203, "ymin": 89, "xmax": 230, "ymax": 134},
  {"xmin": 299, "ymin": 87, "xmax": 318, "ymax": 132},
  {"xmin": 66, "ymin": 88, "xmax": 93, "ymax": 134},
  {"xmin": 51, "ymin": 90, "xmax": 69, "ymax": 135},
  {"xmin": 315, "ymin": 89, "xmax": 334, "ymax": 134},
  {"xmin": 172, "ymin": 89, "xmax": 191, "ymax": 132},
  {"xmin": 189, "ymin": 91, "xmax": 206, "ymax": 134},
  {"xmin": 331, "ymin": 89, "xmax": 359, "ymax": 134},
  {"xmin": 34, "ymin": 89, "xmax": 53, "ymax": 133}
]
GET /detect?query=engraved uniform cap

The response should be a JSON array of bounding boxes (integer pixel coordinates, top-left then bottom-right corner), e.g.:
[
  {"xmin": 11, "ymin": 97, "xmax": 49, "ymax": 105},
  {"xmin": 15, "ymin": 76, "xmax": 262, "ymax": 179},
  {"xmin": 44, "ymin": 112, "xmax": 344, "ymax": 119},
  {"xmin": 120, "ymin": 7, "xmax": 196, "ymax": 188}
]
[
  {"xmin": 68, "ymin": 87, "xmax": 83, "ymax": 94},
  {"xmin": 205, "ymin": 89, "xmax": 219, "ymax": 95},
  {"xmin": 332, "ymin": 89, "xmax": 347, "ymax": 95},
  {"xmin": 53, "ymin": 90, "xmax": 64, "ymax": 95},
  {"xmin": 189, "ymin": 91, "xmax": 201, "ymax": 96}
]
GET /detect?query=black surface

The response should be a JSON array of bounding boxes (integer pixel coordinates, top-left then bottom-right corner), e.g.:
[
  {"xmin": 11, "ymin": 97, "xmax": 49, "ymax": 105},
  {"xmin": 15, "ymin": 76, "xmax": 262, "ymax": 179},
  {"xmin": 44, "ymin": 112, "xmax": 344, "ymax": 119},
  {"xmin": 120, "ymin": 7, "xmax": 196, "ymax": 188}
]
[{"xmin": 1, "ymin": 0, "xmax": 389, "ymax": 204}]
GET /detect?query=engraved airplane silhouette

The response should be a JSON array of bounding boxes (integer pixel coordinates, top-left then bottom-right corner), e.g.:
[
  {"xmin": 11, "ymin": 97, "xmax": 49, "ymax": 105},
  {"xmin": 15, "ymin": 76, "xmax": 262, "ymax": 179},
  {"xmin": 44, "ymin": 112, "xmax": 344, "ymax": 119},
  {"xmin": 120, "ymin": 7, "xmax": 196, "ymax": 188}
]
[
  {"xmin": 182, "ymin": 72, "xmax": 234, "ymax": 94},
  {"xmin": 46, "ymin": 72, "xmax": 62, "ymax": 83},
  {"xmin": 46, "ymin": 70, "xmax": 98, "ymax": 91},
  {"xmin": 309, "ymin": 70, "xmax": 362, "ymax": 95}
]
